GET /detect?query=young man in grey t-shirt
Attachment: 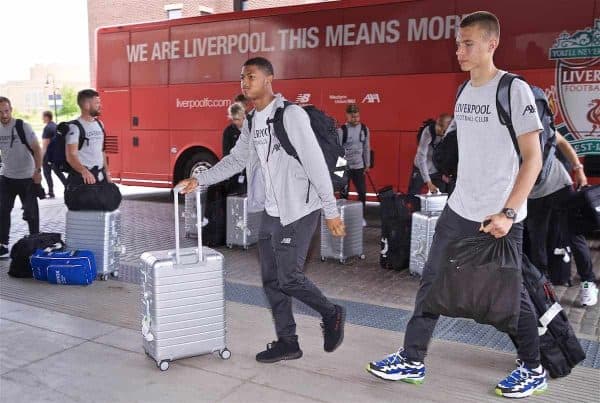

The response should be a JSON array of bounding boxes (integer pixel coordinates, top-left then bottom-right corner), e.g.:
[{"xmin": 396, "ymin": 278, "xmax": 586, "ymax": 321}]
[
  {"xmin": 367, "ymin": 12, "xmax": 548, "ymax": 399},
  {"xmin": 0, "ymin": 96, "xmax": 43, "ymax": 257},
  {"xmin": 65, "ymin": 89, "xmax": 112, "ymax": 187},
  {"xmin": 527, "ymin": 134, "xmax": 597, "ymax": 306}
]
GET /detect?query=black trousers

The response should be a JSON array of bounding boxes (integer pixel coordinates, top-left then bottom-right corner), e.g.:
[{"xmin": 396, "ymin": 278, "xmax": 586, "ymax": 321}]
[
  {"xmin": 258, "ymin": 210, "xmax": 336, "ymax": 339},
  {"xmin": 344, "ymin": 168, "xmax": 367, "ymax": 210},
  {"xmin": 527, "ymin": 186, "xmax": 596, "ymax": 282},
  {"xmin": 42, "ymin": 157, "xmax": 67, "ymax": 195},
  {"xmin": 403, "ymin": 207, "xmax": 540, "ymax": 367},
  {"xmin": 0, "ymin": 176, "xmax": 40, "ymax": 245},
  {"xmin": 407, "ymin": 166, "xmax": 452, "ymax": 195}
]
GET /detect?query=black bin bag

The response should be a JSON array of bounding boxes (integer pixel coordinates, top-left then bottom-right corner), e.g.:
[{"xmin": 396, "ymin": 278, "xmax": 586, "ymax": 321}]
[{"xmin": 423, "ymin": 232, "xmax": 522, "ymax": 334}]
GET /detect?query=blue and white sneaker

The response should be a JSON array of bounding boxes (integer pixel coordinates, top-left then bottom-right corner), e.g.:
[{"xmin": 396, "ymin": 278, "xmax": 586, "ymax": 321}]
[
  {"xmin": 495, "ymin": 360, "xmax": 547, "ymax": 398},
  {"xmin": 366, "ymin": 348, "xmax": 425, "ymax": 384}
]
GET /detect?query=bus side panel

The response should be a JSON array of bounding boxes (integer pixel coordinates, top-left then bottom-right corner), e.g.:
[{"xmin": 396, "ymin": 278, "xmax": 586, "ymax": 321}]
[
  {"xmin": 98, "ymin": 89, "xmax": 129, "ymax": 180},
  {"xmin": 97, "ymin": 32, "xmax": 129, "ymax": 89},
  {"xmin": 169, "ymin": 83, "xmax": 241, "ymax": 132}
]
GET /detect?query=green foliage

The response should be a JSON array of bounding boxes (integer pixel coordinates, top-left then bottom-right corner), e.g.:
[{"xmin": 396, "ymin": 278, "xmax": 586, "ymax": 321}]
[{"xmin": 59, "ymin": 87, "xmax": 79, "ymax": 116}]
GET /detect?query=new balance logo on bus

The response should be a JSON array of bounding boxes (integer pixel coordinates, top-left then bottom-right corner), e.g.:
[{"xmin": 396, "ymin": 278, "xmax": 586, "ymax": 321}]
[
  {"xmin": 295, "ymin": 93, "xmax": 311, "ymax": 104},
  {"xmin": 522, "ymin": 105, "xmax": 536, "ymax": 115},
  {"xmin": 362, "ymin": 93, "xmax": 381, "ymax": 103}
]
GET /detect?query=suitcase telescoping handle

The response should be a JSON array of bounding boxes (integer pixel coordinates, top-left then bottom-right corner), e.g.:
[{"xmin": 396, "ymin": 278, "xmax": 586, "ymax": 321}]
[{"xmin": 173, "ymin": 185, "xmax": 203, "ymax": 264}]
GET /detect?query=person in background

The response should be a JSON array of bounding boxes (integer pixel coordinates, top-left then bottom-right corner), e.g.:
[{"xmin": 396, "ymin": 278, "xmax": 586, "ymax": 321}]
[
  {"xmin": 0, "ymin": 96, "xmax": 42, "ymax": 257},
  {"xmin": 222, "ymin": 102, "xmax": 246, "ymax": 195},
  {"xmin": 526, "ymin": 133, "xmax": 598, "ymax": 306},
  {"xmin": 338, "ymin": 103, "xmax": 370, "ymax": 226},
  {"xmin": 41, "ymin": 110, "xmax": 67, "ymax": 198},
  {"xmin": 408, "ymin": 113, "xmax": 452, "ymax": 195}
]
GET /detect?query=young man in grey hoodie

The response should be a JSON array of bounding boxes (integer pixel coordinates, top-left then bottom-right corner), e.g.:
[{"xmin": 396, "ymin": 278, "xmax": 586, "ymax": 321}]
[{"xmin": 178, "ymin": 57, "xmax": 347, "ymax": 363}]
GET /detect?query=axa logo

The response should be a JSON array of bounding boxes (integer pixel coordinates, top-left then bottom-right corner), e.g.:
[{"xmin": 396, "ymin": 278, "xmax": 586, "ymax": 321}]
[
  {"xmin": 295, "ymin": 93, "xmax": 311, "ymax": 104},
  {"xmin": 522, "ymin": 105, "xmax": 536, "ymax": 115},
  {"xmin": 362, "ymin": 93, "xmax": 381, "ymax": 103}
]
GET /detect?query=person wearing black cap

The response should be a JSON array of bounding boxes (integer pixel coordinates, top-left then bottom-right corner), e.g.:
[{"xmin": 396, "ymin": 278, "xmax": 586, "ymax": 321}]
[{"xmin": 337, "ymin": 103, "xmax": 371, "ymax": 226}]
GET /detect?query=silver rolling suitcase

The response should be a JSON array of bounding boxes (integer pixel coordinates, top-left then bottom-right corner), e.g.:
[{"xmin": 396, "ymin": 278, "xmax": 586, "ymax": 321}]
[
  {"xmin": 417, "ymin": 192, "xmax": 448, "ymax": 213},
  {"xmin": 409, "ymin": 211, "xmax": 440, "ymax": 276},
  {"xmin": 320, "ymin": 199, "xmax": 365, "ymax": 264},
  {"xmin": 183, "ymin": 192, "xmax": 203, "ymax": 238},
  {"xmin": 226, "ymin": 195, "xmax": 262, "ymax": 249},
  {"xmin": 65, "ymin": 210, "xmax": 123, "ymax": 281},
  {"xmin": 140, "ymin": 188, "xmax": 230, "ymax": 371}
]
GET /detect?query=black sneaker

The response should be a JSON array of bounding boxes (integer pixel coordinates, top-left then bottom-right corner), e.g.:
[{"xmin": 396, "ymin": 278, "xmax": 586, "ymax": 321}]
[
  {"xmin": 256, "ymin": 338, "xmax": 303, "ymax": 363},
  {"xmin": 0, "ymin": 245, "xmax": 9, "ymax": 258},
  {"xmin": 321, "ymin": 304, "xmax": 346, "ymax": 352}
]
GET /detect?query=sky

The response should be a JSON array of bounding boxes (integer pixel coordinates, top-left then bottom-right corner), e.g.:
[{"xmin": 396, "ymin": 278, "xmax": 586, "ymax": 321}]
[{"xmin": 2, "ymin": 0, "xmax": 89, "ymax": 82}]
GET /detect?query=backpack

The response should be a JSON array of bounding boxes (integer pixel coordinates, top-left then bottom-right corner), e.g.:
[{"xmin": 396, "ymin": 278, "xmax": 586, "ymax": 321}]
[
  {"xmin": 53, "ymin": 119, "xmax": 106, "ymax": 172},
  {"xmin": 8, "ymin": 233, "xmax": 65, "ymax": 278},
  {"xmin": 12, "ymin": 119, "xmax": 34, "ymax": 156},
  {"xmin": 432, "ymin": 128, "xmax": 458, "ymax": 177},
  {"xmin": 416, "ymin": 119, "xmax": 436, "ymax": 146},
  {"xmin": 341, "ymin": 123, "xmax": 368, "ymax": 145},
  {"xmin": 248, "ymin": 102, "xmax": 348, "ymax": 192},
  {"xmin": 456, "ymin": 73, "xmax": 557, "ymax": 184}
]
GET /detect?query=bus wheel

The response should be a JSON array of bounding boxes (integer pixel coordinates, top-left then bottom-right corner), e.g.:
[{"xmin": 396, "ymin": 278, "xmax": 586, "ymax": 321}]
[{"xmin": 182, "ymin": 151, "xmax": 218, "ymax": 182}]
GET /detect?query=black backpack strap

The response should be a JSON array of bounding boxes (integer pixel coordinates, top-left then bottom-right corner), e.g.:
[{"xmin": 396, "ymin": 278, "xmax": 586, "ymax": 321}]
[
  {"xmin": 13, "ymin": 119, "xmax": 34, "ymax": 156},
  {"xmin": 427, "ymin": 121, "xmax": 437, "ymax": 148},
  {"xmin": 341, "ymin": 124, "xmax": 348, "ymax": 145},
  {"xmin": 456, "ymin": 80, "xmax": 469, "ymax": 101},
  {"xmin": 496, "ymin": 72, "xmax": 524, "ymax": 157},
  {"xmin": 268, "ymin": 101, "xmax": 300, "ymax": 164},
  {"xmin": 246, "ymin": 111, "xmax": 255, "ymax": 133},
  {"xmin": 360, "ymin": 123, "xmax": 368, "ymax": 143},
  {"xmin": 70, "ymin": 120, "xmax": 88, "ymax": 150},
  {"xmin": 95, "ymin": 118, "xmax": 107, "ymax": 152}
]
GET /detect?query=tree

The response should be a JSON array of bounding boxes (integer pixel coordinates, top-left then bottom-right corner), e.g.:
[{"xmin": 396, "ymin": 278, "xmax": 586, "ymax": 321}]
[{"xmin": 59, "ymin": 87, "xmax": 79, "ymax": 117}]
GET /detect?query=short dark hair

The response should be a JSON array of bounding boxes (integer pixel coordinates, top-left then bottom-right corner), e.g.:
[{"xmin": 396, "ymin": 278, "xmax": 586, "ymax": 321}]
[
  {"xmin": 346, "ymin": 104, "xmax": 359, "ymax": 114},
  {"xmin": 234, "ymin": 93, "xmax": 249, "ymax": 104},
  {"xmin": 460, "ymin": 11, "xmax": 500, "ymax": 39},
  {"xmin": 0, "ymin": 96, "xmax": 11, "ymax": 107},
  {"xmin": 43, "ymin": 110, "xmax": 53, "ymax": 120},
  {"xmin": 77, "ymin": 89, "xmax": 99, "ymax": 107},
  {"xmin": 243, "ymin": 57, "xmax": 274, "ymax": 76}
]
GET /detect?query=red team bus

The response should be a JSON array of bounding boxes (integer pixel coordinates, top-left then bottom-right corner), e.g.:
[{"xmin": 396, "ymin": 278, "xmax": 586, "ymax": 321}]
[{"xmin": 95, "ymin": 0, "xmax": 600, "ymax": 193}]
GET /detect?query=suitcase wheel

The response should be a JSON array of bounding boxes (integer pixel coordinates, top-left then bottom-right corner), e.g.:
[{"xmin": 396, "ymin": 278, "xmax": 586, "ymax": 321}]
[
  {"xmin": 359, "ymin": 254, "xmax": 366, "ymax": 260},
  {"xmin": 339, "ymin": 258, "xmax": 346, "ymax": 264},
  {"xmin": 111, "ymin": 271, "xmax": 119, "ymax": 279},
  {"xmin": 219, "ymin": 348, "xmax": 231, "ymax": 360},
  {"xmin": 100, "ymin": 273, "xmax": 109, "ymax": 281},
  {"xmin": 158, "ymin": 360, "xmax": 170, "ymax": 371},
  {"xmin": 227, "ymin": 244, "xmax": 233, "ymax": 249},
  {"xmin": 320, "ymin": 257, "xmax": 326, "ymax": 262}
]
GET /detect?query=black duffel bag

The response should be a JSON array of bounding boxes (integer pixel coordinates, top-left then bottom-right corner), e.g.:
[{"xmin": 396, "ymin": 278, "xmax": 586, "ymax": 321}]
[
  {"xmin": 422, "ymin": 231, "xmax": 522, "ymax": 334},
  {"xmin": 65, "ymin": 167, "xmax": 122, "ymax": 211},
  {"xmin": 568, "ymin": 185, "xmax": 600, "ymax": 235},
  {"xmin": 9, "ymin": 233, "xmax": 65, "ymax": 278},
  {"xmin": 514, "ymin": 255, "xmax": 586, "ymax": 378}
]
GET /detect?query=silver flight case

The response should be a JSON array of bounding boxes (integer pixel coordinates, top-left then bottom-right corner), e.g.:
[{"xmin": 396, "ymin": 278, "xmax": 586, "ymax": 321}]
[
  {"xmin": 65, "ymin": 210, "xmax": 123, "ymax": 281},
  {"xmin": 320, "ymin": 199, "xmax": 365, "ymax": 264},
  {"xmin": 140, "ymin": 188, "xmax": 230, "ymax": 371},
  {"xmin": 226, "ymin": 194, "xmax": 262, "ymax": 249},
  {"xmin": 409, "ymin": 211, "xmax": 440, "ymax": 276}
]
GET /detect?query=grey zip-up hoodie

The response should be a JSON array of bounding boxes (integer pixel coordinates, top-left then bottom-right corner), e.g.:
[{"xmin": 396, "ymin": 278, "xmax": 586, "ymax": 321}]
[{"xmin": 194, "ymin": 94, "xmax": 339, "ymax": 226}]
